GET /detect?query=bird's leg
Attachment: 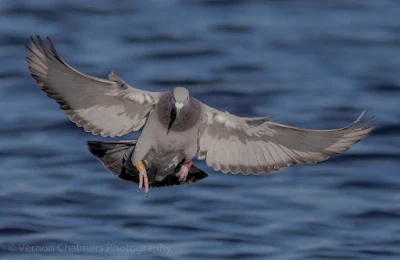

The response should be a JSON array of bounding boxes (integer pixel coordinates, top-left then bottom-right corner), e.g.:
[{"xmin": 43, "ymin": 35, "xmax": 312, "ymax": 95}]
[
  {"xmin": 176, "ymin": 161, "xmax": 192, "ymax": 182},
  {"xmin": 136, "ymin": 161, "xmax": 149, "ymax": 195}
]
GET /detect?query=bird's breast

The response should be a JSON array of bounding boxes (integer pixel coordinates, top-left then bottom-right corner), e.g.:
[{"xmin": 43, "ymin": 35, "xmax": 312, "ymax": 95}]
[{"xmin": 155, "ymin": 96, "xmax": 202, "ymax": 133}]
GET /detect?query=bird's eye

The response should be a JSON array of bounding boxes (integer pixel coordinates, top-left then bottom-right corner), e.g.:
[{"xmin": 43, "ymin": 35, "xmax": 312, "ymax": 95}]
[{"xmin": 186, "ymin": 96, "xmax": 189, "ymax": 100}]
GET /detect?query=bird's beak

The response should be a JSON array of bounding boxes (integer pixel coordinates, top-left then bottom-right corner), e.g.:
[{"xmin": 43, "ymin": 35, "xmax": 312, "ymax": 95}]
[{"xmin": 175, "ymin": 102, "xmax": 184, "ymax": 117}]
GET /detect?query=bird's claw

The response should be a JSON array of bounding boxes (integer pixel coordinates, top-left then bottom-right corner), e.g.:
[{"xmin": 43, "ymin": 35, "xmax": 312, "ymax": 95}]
[
  {"xmin": 176, "ymin": 161, "xmax": 192, "ymax": 182},
  {"xmin": 138, "ymin": 168, "xmax": 149, "ymax": 196}
]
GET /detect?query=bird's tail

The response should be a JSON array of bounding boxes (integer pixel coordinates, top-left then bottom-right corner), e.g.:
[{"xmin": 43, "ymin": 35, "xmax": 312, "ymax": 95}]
[
  {"xmin": 87, "ymin": 140, "xmax": 137, "ymax": 176},
  {"xmin": 87, "ymin": 141, "xmax": 208, "ymax": 188}
]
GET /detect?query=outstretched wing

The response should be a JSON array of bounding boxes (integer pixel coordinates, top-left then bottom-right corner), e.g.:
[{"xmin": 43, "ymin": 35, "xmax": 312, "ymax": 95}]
[
  {"xmin": 197, "ymin": 104, "xmax": 375, "ymax": 174},
  {"xmin": 25, "ymin": 36, "xmax": 164, "ymax": 137}
]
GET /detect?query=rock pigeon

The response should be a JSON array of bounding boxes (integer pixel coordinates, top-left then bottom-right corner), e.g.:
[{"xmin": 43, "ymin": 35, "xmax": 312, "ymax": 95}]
[{"xmin": 25, "ymin": 36, "xmax": 375, "ymax": 195}]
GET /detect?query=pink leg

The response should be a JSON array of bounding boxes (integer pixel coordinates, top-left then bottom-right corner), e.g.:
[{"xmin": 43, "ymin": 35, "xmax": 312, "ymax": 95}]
[
  {"xmin": 176, "ymin": 161, "xmax": 192, "ymax": 182},
  {"xmin": 138, "ymin": 167, "xmax": 149, "ymax": 196}
]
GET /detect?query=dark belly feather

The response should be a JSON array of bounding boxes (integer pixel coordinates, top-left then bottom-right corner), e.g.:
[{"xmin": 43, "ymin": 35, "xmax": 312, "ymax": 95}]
[{"xmin": 88, "ymin": 140, "xmax": 208, "ymax": 188}]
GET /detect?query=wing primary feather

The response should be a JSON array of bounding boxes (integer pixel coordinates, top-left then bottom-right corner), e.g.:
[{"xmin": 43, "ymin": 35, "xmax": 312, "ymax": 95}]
[
  {"xmin": 46, "ymin": 37, "xmax": 61, "ymax": 60},
  {"xmin": 26, "ymin": 36, "xmax": 162, "ymax": 137},
  {"xmin": 36, "ymin": 36, "xmax": 53, "ymax": 59}
]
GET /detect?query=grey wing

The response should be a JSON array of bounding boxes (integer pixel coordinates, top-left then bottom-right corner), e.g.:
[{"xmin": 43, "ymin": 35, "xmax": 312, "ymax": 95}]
[
  {"xmin": 25, "ymin": 36, "xmax": 164, "ymax": 137},
  {"xmin": 197, "ymin": 104, "xmax": 375, "ymax": 174}
]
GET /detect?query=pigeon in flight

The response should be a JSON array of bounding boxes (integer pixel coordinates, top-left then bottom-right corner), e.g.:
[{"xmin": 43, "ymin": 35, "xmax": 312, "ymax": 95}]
[{"xmin": 25, "ymin": 36, "xmax": 375, "ymax": 195}]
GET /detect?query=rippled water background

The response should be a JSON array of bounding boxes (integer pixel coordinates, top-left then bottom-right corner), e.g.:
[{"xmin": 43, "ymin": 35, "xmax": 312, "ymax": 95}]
[{"xmin": 1, "ymin": 0, "xmax": 399, "ymax": 259}]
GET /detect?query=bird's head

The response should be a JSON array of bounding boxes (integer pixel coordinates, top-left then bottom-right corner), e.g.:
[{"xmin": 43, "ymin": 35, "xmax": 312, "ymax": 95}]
[{"xmin": 171, "ymin": 87, "xmax": 190, "ymax": 117}]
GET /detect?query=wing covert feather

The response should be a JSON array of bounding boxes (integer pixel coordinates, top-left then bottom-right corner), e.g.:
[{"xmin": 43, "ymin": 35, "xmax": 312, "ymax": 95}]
[
  {"xmin": 26, "ymin": 36, "xmax": 164, "ymax": 137},
  {"xmin": 197, "ymin": 103, "xmax": 375, "ymax": 174}
]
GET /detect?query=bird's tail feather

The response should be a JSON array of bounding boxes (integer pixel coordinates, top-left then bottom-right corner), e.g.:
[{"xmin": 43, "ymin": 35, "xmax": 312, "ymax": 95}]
[
  {"xmin": 87, "ymin": 140, "xmax": 137, "ymax": 176},
  {"xmin": 87, "ymin": 141, "xmax": 208, "ymax": 188}
]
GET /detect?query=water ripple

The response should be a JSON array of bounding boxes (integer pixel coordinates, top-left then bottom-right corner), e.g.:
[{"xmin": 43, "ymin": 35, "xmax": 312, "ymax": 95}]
[{"xmin": 1, "ymin": 0, "xmax": 399, "ymax": 259}]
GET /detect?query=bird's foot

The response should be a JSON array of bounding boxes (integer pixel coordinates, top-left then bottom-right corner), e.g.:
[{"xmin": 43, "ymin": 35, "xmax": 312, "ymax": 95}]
[
  {"xmin": 136, "ymin": 161, "xmax": 149, "ymax": 196},
  {"xmin": 176, "ymin": 161, "xmax": 192, "ymax": 182}
]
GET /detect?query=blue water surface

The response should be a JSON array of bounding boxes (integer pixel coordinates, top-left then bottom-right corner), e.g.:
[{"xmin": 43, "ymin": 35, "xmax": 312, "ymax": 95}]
[{"xmin": 0, "ymin": 0, "xmax": 399, "ymax": 259}]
